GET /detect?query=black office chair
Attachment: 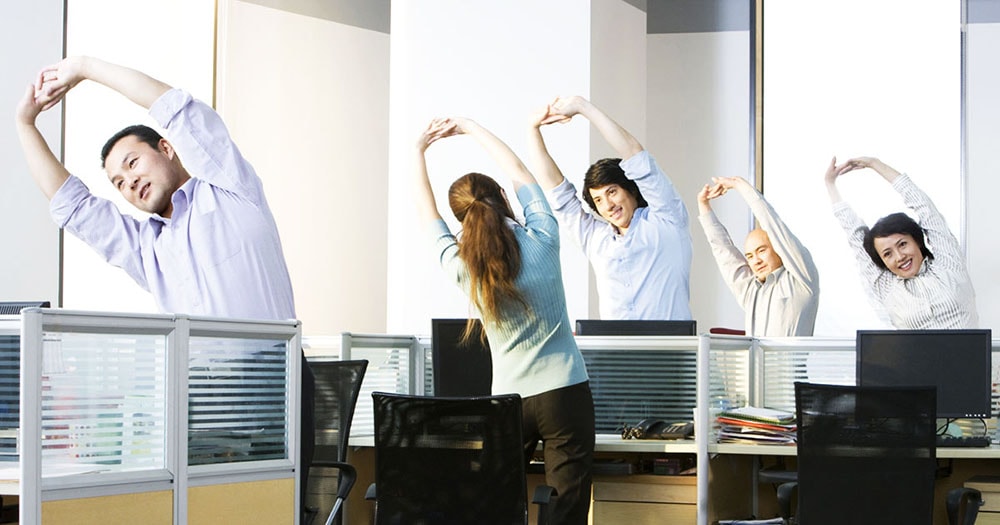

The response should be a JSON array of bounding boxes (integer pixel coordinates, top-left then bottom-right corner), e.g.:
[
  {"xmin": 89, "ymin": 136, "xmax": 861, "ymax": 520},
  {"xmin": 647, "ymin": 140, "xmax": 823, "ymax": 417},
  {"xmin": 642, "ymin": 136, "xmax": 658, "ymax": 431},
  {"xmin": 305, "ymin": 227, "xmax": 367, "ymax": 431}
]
[
  {"xmin": 304, "ymin": 359, "xmax": 368, "ymax": 525},
  {"xmin": 366, "ymin": 392, "xmax": 554, "ymax": 525},
  {"xmin": 777, "ymin": 382, "xmax": 983, "ymax": 525}
]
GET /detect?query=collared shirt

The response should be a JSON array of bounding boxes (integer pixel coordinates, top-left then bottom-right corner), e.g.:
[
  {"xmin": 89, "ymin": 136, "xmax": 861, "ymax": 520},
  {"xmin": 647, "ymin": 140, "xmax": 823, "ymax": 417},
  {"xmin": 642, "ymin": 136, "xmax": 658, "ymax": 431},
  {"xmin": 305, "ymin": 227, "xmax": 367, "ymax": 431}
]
[
  {"xmin": 50, "ymin": 89, "xmax": 295, "ymax": 321},
  {"xmin": 430, "ymin": 183, "xmax": 589, "ymax": 398},
  {"xmin": 833, "ymin": 174, "xmax": 978, "ymax": 329},
  {"xmin": 546, "ymin": 151, "xmax": 692, "ymax": 320},
  {"xmin": 698, "ymin": 191, "xmax": 820, "ymax": 336}
]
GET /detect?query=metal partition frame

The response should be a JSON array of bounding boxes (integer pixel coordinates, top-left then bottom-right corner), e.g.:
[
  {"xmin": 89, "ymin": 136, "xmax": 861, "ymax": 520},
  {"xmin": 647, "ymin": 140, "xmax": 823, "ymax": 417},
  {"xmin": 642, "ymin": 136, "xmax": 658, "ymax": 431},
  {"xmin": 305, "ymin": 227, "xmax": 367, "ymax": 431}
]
[
  {"xmin": 18, "ymin": 309, "xmax": 301, "ymax": 525},
  {"xmin": 340, "ymin": 333, "xmax": 422, "ymax": 437}
]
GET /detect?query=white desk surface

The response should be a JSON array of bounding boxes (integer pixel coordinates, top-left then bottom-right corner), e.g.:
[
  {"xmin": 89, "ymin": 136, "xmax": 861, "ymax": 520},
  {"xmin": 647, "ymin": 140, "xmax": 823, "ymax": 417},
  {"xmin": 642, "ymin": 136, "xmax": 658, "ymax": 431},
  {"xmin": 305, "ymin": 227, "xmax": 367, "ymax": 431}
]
[
  {"xmin": 351, "ymin": 434, "xmax": 1000, "ymax": 458},
  {"xmin": 349, "ymin": 434, "xmax": 698, "ymax": 453},
  {"xmin": 710, "ymin": 442, "xmax": 1000, "ymax": 459}
]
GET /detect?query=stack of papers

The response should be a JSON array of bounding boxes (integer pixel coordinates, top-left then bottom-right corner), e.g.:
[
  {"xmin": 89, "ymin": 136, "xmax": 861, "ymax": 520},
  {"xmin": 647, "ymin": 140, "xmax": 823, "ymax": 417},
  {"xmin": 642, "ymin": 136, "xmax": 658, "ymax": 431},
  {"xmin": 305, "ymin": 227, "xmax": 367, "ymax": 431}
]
[{"xmin": 717, "ymin": 406, "xmax": 796, "ymax": 445}]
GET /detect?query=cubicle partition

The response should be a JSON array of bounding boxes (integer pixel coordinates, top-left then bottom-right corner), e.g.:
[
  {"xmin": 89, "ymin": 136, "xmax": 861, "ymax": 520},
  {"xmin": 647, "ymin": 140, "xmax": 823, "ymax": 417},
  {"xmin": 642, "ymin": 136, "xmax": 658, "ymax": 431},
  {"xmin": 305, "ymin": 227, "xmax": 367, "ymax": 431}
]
[
  {"xmin": 337, "ymin": 331, "xmax": 1000, "ymax": 525},
  {"xmin": 0, "ymin": 319, "xmax": 20, "ymax": 465},
  {"xmin": 14, "ymin": 308, "xmax": 301, "ymax": 525}
]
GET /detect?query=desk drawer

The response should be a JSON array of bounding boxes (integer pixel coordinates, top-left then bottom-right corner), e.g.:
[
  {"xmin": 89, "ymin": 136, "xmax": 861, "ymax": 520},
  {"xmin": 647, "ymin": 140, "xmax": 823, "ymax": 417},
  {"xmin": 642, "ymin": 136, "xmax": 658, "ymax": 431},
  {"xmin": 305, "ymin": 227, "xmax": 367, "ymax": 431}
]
[
  {"xmin": 593, "ymin": 500, "xmax": 696, "ymax": 524},
  {"xmin": 592, "ymin": 475, "xmax": 696, "ymax": 524},
  {"xmin": 593, "ymin": 475, "xmax": 696, "ymax": 504}
]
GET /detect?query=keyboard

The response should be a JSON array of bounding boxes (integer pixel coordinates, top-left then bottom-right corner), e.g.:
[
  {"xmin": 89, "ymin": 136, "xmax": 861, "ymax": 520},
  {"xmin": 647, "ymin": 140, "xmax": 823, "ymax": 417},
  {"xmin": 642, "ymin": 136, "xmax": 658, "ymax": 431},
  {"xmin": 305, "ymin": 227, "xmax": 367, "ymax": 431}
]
[{"xmin": 936, "ymin": 435, "xmax": 992, "ymax": 448}]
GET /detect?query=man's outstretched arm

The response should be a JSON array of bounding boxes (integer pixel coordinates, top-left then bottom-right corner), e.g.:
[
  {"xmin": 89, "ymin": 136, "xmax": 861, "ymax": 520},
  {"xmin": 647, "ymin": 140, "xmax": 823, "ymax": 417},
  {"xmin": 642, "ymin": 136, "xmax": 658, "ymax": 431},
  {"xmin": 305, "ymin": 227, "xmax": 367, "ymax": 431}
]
[
  {"xmin": 549, "ymin": 96, "xmax": 642, "ymax": 159},
  {"xmin": 34, "ymin": 56, "xmax": 170, "ymax": 110}
]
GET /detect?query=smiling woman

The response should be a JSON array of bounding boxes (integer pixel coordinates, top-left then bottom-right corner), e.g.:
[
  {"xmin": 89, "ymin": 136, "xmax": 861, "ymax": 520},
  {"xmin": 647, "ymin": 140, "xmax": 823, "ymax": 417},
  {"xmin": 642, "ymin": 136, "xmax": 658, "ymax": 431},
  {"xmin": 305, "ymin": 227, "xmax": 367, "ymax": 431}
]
[
  {"xmin": 824, "ymin": 156, "xmax": 978, "ymax": 330},
  {"xmin": 760, "ymin": 0, "xmax": 963, "ymax": 334}
]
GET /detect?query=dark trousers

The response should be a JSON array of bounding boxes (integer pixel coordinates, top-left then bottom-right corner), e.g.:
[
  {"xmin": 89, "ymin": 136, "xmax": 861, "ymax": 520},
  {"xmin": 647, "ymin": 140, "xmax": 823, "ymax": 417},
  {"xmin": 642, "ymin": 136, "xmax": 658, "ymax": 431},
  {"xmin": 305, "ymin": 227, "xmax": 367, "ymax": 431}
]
[
  {"xmin": 300, "ymin": 354, "xmax": 316, "ymax": 513},
  {"xmin": 521, "ymin": 381, "xmax": 595, "ymax": 525}
]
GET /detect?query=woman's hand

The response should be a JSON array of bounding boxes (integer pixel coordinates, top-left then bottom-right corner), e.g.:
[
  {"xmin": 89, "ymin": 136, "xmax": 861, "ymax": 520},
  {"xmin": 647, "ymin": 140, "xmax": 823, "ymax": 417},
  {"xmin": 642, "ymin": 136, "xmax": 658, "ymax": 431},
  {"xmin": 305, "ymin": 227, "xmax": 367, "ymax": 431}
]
[
  {"xmin": 843, "ymin": 156, "xmax": 901, "ymax": 183},
  {"xmin": 824, "ymin": 156, "xmax": 854, "ymax": 186},
  {"xmin": 529, "ymin": 101, "xmax": 571, "ymax": 129},
  {"xmin": 416, "ymin": 118, "xmax": 458, "ymax": 153},
  {"xmin": 549, "ymin": 95, "xmax": 589, "ymax": 119}
]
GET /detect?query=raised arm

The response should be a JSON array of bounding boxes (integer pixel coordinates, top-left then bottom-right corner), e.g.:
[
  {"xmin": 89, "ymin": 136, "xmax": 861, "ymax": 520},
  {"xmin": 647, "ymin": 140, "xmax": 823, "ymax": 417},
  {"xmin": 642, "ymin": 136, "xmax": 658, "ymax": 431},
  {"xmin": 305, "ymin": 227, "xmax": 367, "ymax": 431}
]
[
  {"xmin": 526, "ymin": 103, "xmax": 571, "ymax": 190},
  {"xmin": 449, "ymin": 117, "xmax": 537, "ymax": 190},
  {"xmin": 413, "ymin": 119, "xmax": 454, "ymax": 223},
  {"xmin": 696, "ymin": 182, "xmax": 756, "ymax": 293},
  {"xmin": 35, "ymin": 56, "xmax": 170, "ymax": 110},
  {"xmin": 15, "ymin": 84, "xmax": 70, "ymax": 199},
  {"xmin": 550, "ymin": 96, "xmax": 642, "ymax": 159},
  {"xmin": 823, "ymin": 156, "xmax": 856, "ymax": 204},
  {"xmin": 844, "ymin": 156, "xmax": 902, "ymax": 184},
  {"xmin": 697, "ymin": 182, "xmax": 726, "ymax": 216},
  {"xmin": 717, "ymin": 176, "xmax": 819, "ymax": 286}
]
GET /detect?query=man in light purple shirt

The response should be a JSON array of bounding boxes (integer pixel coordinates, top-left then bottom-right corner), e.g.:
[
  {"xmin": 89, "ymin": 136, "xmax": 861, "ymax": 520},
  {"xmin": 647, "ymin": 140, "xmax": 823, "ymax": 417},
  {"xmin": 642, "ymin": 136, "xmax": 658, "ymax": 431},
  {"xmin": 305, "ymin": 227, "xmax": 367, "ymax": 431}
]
[{"xmin": 15, "ymin": 56, "xmax": 314, "ymax": 517}]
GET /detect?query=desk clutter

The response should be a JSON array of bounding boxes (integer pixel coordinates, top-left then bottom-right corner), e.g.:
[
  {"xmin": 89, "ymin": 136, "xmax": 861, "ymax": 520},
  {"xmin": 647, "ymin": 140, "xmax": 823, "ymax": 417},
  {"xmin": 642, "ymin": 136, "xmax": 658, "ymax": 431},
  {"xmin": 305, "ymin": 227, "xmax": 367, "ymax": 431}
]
[{"xmin": 716, "ymin": 406, "xmax": 796, "ymax": 445}]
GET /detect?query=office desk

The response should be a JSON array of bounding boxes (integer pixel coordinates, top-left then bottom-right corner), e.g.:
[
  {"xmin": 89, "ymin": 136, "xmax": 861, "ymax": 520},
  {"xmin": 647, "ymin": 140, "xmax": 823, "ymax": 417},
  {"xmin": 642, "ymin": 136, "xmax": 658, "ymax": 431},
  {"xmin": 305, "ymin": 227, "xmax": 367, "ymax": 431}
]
[
  {"xmin": 347, "ymin": 435, "xmax": 748, "ymax": 525},
  {"xmin": 711, "ymin": 442, "xmax": 1000, "ymax": 525}
]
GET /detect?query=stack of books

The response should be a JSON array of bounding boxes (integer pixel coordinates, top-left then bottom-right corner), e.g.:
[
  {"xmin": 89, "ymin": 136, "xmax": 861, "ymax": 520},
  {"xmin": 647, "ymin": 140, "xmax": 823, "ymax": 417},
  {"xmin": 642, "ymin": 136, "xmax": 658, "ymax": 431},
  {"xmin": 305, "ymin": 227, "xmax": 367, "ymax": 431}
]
[{"xmin": 716, "ymin": 406, "xmax": 796, "ymax": 445}]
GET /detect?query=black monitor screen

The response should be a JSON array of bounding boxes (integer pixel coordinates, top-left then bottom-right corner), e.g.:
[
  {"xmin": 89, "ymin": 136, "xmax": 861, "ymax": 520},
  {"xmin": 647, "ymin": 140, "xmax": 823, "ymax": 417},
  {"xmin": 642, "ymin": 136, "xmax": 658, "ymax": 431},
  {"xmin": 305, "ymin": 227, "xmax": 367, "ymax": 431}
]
[
  {"xmin": 856, "ymin": 329, "xmax": 992, "ymax": 419},
  {"xmin": 431, "ymin": 319, "xmax": 492, "ymax": 397},
  {"xmin": 575, "ymin": 319, "xmax": 696, "ymax": 336}
]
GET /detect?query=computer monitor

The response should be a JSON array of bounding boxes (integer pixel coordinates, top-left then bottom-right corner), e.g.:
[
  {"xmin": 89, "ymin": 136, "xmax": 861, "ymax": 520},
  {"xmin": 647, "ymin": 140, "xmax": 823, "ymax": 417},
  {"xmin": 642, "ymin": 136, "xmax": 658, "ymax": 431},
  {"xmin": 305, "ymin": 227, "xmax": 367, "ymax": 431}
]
[
  {"xmin": 431, "ymin": 318, "xmax": 492, "ymax": 397},
  {"xmin": 575, "ymin": 319, "xmax": 696, "ymax": 336},
  {"xmin": 856, "ymin": 329, "xmax": 992, "ymax": 419},
  {"xmin": 0, "ymin": 301, "xmax": 50, "ymax": 315}
]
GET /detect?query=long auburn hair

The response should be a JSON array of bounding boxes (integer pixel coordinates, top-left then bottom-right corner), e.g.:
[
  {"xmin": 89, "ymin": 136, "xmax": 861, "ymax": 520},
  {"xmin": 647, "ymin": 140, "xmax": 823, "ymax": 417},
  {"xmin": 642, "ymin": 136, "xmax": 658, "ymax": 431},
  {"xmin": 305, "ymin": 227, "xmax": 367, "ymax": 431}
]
[{"xmin": 447, "ymin": 173, "xmax": 529, "ymax": 340}]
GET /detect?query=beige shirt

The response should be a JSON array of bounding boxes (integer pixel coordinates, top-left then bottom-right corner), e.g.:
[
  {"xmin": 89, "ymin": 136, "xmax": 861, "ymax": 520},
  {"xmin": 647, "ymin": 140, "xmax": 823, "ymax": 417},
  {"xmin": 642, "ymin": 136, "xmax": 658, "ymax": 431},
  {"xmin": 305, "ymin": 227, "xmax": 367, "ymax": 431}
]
[{"xmin": 699, "ymin": 191, "xmax": 820, "ymax": 336}]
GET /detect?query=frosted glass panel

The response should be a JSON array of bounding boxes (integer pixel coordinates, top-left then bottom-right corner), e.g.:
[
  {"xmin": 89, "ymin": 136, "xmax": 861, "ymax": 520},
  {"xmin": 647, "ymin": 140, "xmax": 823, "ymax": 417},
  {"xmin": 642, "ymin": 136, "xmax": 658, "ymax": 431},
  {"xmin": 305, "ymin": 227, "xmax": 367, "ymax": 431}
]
[{"xmin": 39, "ymin": 331, "xmax": 167, "ymax": 472}]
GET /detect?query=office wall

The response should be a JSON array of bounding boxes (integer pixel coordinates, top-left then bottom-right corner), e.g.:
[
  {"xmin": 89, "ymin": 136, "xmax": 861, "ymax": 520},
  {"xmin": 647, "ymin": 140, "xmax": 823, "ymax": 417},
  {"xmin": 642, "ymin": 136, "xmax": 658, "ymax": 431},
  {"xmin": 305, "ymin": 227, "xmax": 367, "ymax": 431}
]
[
  {"xmin": 588, "ymin": 0, "xmax": 649, "ymax": 321},
  {"xmin": 385, "ymin": 0, "xmax": 597, "ymax": 334},
  {"xmin": 0, "ymin": 1, "xmax": 63, "ymax": 306},
  {"xmin": 217, "ymin": 0, "xmax": 390, "ymax": 335},
  {"xmin": 646, "ymin": 3, "xmax": 751, "ymax": 332},
  {"xmin": 966, "ymin": 10, "xmax": 1000, "ymax": 330}
]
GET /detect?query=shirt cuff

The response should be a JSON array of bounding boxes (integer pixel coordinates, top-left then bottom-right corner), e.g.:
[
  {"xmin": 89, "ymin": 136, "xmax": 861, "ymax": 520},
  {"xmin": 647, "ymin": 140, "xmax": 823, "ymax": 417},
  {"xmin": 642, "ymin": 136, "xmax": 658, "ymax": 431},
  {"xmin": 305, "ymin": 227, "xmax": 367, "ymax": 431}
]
[
  {"xmin": 891, "ymin": 173, "xmax": 912, "ymax": 191},
  {"xmin": 545, "ymin": 178, "xmax": 577, "ymax": 206},
  {"xmin": 619, "ymin": 150, "xmax": 652, "ymax": 179},
  {"xmin": 49, "ymin": 176, "xmax": 88, "ymax": 228},
  {"xmin": 149, "ymin": 88, "xmax": 192, "ymax": 129}
]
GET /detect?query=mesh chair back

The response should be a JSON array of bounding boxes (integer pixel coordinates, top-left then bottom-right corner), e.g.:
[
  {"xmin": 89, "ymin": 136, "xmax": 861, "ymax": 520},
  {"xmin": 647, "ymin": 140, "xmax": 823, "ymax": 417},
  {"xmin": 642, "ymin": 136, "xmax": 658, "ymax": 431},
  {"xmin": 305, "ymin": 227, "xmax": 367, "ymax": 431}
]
[
  {"xmin": 372, "ymin": 392, "xmax": 528, "ymax": 525},
  {"xmin": 794, "ymin": 382, "xmax": 937, "ymax": 525},
  {"xmin": 307, "ymin": 359, "xmax": 368, "ymax": 522}
]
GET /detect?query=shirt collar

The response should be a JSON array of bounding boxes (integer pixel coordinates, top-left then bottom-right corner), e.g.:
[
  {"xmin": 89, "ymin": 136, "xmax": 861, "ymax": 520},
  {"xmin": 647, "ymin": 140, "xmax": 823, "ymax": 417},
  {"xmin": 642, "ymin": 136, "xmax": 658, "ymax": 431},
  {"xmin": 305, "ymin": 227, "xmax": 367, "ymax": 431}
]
[{"xmin": 150, "ymin": 178, "xmax": 196, "ymax": 225}]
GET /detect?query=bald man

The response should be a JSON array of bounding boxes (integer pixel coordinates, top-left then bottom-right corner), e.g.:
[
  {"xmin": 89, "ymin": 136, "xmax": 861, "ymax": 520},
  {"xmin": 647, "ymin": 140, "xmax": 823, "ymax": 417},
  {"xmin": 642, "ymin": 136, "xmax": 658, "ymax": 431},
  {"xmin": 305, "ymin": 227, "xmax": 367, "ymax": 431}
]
[{"xmin": 697, "ymin": 177, "xmax": 819, "ymax": 336}]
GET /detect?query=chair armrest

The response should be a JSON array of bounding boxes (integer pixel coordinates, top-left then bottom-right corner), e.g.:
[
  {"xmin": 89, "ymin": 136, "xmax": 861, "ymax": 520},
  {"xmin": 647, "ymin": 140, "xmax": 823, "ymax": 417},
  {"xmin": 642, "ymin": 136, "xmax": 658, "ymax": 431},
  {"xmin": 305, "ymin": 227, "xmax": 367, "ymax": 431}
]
[
  {"xmin": 947, "ymin": 487, "xmax": 983, "ymax": 525},
  {"xmin": 310, "ymin": 460, "xmax": 357, "ymax": 501},
  {"xmin": 365, "ymin": 482, "xmax": 377, "ymax": 501},
  {"xmin": 776, "ymin": 481, "xmax": 797, "ymax": 521},
  {"xmin": 532, "ymin": 485, "xmax": 557, "ymax": 525}
]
